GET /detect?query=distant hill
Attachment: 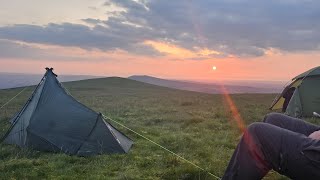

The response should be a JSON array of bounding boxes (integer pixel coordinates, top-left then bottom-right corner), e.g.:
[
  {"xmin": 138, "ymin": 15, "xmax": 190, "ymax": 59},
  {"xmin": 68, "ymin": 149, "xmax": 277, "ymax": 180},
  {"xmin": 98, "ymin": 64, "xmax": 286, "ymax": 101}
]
[
  {"xmin": 0, "ymin": 72, "xmax": 284, "ymax": 93},
  {"xmin": 0, "ymin": 72, "xmax": 101, "ymax": 89},
  {"xmin": 129, "ymin": 75, "xmax": 283, "ymax": 94}
]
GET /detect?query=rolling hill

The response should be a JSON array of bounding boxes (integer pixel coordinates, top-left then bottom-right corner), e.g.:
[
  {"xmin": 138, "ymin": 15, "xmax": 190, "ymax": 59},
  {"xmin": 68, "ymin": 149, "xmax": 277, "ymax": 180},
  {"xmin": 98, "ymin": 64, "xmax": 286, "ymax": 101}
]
[
  {"xmin": 129, "ymin": 75, "xmax": 283, "ymax": 94},
  {"xmin": 0, "ymin": 77, "xmax": 289, "ymax": 179}
]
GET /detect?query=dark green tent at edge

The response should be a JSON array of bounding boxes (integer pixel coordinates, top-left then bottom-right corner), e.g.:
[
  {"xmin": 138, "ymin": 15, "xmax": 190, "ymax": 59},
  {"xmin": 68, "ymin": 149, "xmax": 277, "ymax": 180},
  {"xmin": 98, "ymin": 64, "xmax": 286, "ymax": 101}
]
[
  {"xmin": 2, "ymin": 68, "xmax": 133, "ymax": 156},
  {"xmin": 270, "ymin": 66, "xmax": 320, "ymax": 118}
]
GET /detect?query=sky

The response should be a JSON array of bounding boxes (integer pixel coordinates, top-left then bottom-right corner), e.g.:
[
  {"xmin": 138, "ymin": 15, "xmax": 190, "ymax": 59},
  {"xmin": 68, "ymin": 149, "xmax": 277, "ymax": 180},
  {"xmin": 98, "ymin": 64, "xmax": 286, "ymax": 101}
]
[{"xmin": 0, "ymin": 0, "xmax": 319, "ymax": 81}]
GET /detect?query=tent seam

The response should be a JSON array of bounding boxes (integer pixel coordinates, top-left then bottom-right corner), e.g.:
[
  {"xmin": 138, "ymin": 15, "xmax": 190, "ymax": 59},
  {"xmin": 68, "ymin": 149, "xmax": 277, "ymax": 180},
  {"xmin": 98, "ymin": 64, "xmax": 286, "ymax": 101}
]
[
  {"xmin": 74, "ymin": 113, "xmax": 100, "ymax": 154},
  {"xmin": 26, "ymin": 130, "xmax": 61, "ymax": 152},
  {"xmin": 103, "ymin": 115, "xmax": 134, "ymax": 142},
  {"xmin": 103, "ymin": 117, "xmax": 127, "ymax": 153}
]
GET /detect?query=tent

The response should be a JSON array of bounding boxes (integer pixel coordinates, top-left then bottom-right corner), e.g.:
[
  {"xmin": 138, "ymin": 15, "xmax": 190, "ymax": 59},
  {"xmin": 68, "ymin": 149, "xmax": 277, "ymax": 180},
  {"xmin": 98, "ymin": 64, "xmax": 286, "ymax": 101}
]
[
  {"xmin": 270, "ymin": 66, "xmax": 320, "ymax": 118},
  {"xmin": 2, "ymin": 68, "xmax": 133, "ymax": 156}
]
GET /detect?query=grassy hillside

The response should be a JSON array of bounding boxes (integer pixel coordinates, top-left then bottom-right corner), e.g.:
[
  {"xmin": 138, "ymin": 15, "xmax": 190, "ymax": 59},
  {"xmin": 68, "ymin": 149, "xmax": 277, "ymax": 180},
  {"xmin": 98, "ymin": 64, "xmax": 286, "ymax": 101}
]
[
  {"xmin": 0, "ymin": 77, "xmax": 289, "ymax": 179},
  {"xmin": 128, "ymin": 75, "xmax": 282, "ymax": 94}
]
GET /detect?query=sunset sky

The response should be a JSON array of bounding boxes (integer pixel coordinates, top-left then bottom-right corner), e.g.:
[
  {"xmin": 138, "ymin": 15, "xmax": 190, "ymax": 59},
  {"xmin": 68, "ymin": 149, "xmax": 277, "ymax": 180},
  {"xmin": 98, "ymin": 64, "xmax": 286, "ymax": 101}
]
[{"xmin": 0, "ymin": 0, "xmax": 319, "ymax": 81}]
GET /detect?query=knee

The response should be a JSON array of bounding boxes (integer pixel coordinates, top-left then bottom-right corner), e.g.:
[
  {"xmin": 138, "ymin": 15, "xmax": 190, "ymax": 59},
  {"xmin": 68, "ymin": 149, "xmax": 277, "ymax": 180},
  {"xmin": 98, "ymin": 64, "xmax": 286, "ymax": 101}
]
[
  {"xmin": 263, "ymin": 112, "xmax": 283, "ymax": 125},
  {"xmin": 243, "ymin": 123, "xmax": 267, "ymax": 145},
  {"xmin": 246, "ymin": 122, "xmax": 265, "ymax": 135}
]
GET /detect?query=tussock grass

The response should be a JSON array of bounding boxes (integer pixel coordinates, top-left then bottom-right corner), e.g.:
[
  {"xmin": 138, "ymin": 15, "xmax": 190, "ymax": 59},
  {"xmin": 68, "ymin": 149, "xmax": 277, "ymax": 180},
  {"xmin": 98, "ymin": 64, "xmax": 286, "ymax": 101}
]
[{"xmin": 0, "ymin": 77, "xmax": 294, "ymax": 179}]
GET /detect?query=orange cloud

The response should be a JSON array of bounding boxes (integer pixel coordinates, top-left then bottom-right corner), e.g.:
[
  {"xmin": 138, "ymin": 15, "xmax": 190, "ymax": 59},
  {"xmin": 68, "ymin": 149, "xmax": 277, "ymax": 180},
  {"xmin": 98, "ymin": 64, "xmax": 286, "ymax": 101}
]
[
  {"xmin": 263, "ymin": 48, "xmax": 282, "ymax": 56},
  {"xmin": 197, "ymin": 48, "xmax": 221, "ymax": 56},
  {"xmin": 144, "ymin": 40, "xmax": 221, "ymax": 59},
  {"xmin": 144, "ymin": 40, "xmax": 195, "ymax": 58}
]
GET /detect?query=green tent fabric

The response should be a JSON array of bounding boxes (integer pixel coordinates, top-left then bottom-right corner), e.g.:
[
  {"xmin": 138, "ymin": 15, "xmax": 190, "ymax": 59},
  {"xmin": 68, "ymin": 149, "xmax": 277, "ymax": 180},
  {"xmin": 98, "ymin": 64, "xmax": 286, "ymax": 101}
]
[
  {"xmin": 2, "ymin": 68, "xmax": 133, "ymax": 156},
  {"xmin": 293, "ymin": 66, "xmax": 320, "ymax": 80},
  {"xmin": 270, "ymin": 66, "xmax": 320, "ymax": 118},
  {"xmin": 285, "ymin": 88, "xmax": 302, "ymax": 117}
]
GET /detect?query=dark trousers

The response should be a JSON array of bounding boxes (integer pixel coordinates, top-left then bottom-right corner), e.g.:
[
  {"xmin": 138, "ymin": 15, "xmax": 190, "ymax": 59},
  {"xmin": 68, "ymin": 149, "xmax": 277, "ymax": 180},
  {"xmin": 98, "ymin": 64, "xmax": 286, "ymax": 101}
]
[{"xmin": 222, "ymin": 113, "xmax": 320, "ymax": 180}]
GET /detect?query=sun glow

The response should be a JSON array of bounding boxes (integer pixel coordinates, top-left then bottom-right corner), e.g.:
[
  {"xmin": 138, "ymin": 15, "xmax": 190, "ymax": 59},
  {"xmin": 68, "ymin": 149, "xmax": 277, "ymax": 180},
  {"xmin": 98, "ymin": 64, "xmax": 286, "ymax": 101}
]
[{"xmin": 212, "ymin": 66, "xmax": 217, "ymax": 71}]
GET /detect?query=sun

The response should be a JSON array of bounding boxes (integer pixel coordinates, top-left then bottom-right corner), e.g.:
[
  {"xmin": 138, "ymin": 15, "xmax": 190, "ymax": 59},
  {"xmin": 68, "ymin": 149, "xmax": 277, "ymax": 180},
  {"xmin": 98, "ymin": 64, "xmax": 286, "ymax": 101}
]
[{"xmin": 212, "ymin": 66, "xmax": 217, "ymax": 71}]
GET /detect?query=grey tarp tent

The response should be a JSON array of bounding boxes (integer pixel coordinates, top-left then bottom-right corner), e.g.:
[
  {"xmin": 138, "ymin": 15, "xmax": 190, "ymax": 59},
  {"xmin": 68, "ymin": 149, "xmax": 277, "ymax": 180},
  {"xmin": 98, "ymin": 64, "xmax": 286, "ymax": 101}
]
[
  {"xmin": 2, "ymin": 68, "xmax": 133, "ymax": 156},
  {"xmin": 270, "ymin": 66, "xmax": 320, "ymax": 118}
]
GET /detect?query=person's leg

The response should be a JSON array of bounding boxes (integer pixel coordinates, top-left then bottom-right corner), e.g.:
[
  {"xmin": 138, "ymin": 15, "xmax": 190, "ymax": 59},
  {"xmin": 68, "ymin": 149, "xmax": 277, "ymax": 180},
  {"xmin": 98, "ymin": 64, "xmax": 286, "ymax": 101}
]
[
  {"xmin": 222, "ymin": 123, "xmax": 271, "ymax": 180},
  {"xmin": 263, "ymin": 112, "xmax": 320, "ymax": 136},
  {"xmin": 223, "ymin": 122, "xmax": 320, "ymax": 180}
]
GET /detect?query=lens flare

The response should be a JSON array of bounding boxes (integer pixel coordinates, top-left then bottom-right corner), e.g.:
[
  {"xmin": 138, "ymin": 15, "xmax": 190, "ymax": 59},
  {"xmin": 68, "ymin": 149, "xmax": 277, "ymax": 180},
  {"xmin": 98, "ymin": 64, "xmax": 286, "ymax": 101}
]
[
  {"xmin": 220, "ymin": 85, "xmax": 245, "ymax": 132},
  {"xmin": 220, "ymin": 84, "xmax": 269, "ymax": 169}
]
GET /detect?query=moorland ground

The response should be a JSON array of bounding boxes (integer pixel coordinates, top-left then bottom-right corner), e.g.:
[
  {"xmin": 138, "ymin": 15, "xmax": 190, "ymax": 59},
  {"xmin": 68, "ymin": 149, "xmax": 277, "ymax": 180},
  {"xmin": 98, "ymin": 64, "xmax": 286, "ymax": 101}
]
[{"xmin": 1, "ymin": 77, "xmax": 313, "ymax": 179}]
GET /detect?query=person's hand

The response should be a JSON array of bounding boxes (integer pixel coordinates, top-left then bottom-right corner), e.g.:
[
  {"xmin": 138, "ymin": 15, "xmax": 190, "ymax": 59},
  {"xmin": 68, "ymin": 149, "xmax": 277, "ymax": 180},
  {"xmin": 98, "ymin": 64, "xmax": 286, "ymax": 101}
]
[{"xmin": 309, "ymin": 130, "xmax": 320, "ymax": 140}]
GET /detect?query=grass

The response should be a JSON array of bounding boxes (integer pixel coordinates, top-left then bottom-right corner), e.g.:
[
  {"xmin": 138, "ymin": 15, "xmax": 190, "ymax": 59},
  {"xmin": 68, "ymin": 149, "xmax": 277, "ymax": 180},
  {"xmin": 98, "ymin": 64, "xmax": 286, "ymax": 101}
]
[{"xmin": 0, "ymin": 77, "xmax": 313, "ymax": 179}]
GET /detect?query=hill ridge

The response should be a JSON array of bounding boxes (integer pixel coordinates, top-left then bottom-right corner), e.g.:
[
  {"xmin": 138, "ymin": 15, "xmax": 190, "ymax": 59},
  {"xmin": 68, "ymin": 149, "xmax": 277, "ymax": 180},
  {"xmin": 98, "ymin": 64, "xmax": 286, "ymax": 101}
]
[{"xmin": 128, "ymin": 75, "xmax": 282, "ymax": 94}]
